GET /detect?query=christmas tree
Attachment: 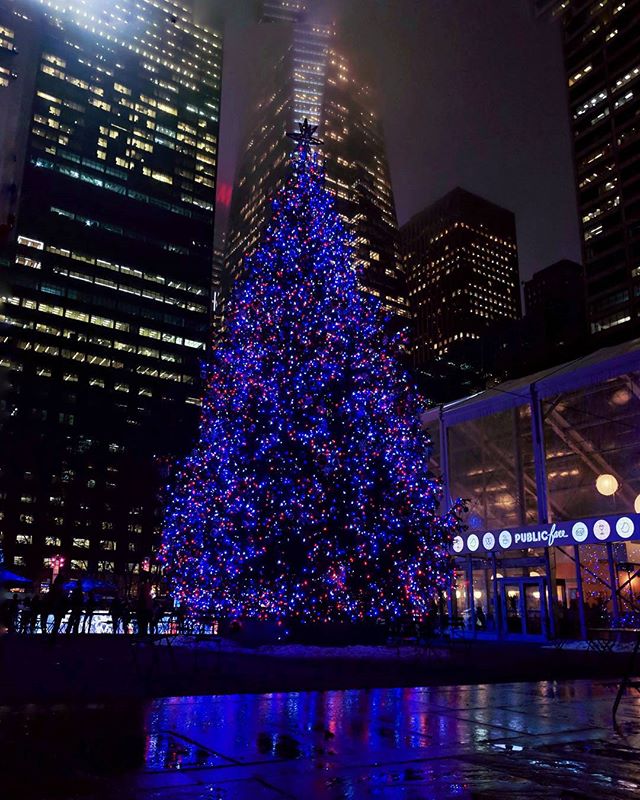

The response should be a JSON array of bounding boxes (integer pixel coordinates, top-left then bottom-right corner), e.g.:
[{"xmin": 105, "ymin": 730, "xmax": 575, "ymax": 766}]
[{"xmin": 161, "ymin": 121, "xmax": 463, "ymax": 622}]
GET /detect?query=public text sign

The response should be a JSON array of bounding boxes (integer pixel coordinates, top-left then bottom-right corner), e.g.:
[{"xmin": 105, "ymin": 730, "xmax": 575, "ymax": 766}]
[{"xmin": 451, "ymin": 513, "xmax": 640, "ymax": 556}]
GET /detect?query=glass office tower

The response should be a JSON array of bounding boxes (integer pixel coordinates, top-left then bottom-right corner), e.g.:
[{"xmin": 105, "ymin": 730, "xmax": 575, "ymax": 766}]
[
  {"xmin": 225, "ymin": 1, "xmax": 408, "ymax": 324},
  {"xmin": 0, "ymin": 0, "xmax": 222, "ymax": 580},
  {"xmin": 535, "ymin": 0, "xmax": 640, "ymax": 340}
]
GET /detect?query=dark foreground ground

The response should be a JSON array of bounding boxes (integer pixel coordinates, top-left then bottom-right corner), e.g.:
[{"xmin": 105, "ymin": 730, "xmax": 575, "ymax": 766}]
[
  {"xmin": 1, "ymin": 680, "xmax": 640, "ymax": 798},
  {"xmin": 0, "ymin": 634, "xmax": 638, "ymax": 702}
]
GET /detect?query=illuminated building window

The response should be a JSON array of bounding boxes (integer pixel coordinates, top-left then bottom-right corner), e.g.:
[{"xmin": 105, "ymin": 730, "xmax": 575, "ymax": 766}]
[
  {"xmin": 67, "ymin": 76, "xmax": 89, "ymax": 90},
  {"xmin": 73, "ymin": 538, "xmax": 90, "ymax": 549},
  {"xmin": 41, "ymin": 64, "xmax": 65, "ymax": 80},
  {"xmin": 16, "ymin": 255, "xmax": 42, "ymax": 269},
  {"xmin": 0, "ymin": 66, "xmax": 16, "ymax": 87},
  {"xmin": 45, "ymin": 536, "xmax": 62, "ymax": 547},
  {"xmin": 42, "ymin": 52, "xmax": 65, "ymax": 68},
  {"xmin": 17, "ymin": 235, "xmax": 44, "ymax": 250}
]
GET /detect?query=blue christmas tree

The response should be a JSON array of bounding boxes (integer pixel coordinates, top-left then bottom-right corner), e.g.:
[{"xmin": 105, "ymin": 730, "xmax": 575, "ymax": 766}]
[{"xmin": 161, "ymin": 121, "xmax": 463, "ymax": 622}]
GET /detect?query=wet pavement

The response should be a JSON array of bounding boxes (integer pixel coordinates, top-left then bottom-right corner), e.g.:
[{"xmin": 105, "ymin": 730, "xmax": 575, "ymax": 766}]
[{"xmin": 2, "ymin": 679, "xmax": 640, "ymax": 798}]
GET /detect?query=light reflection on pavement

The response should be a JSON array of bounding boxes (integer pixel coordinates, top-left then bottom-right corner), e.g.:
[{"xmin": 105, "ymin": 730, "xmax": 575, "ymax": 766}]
[{"xmin": 2, "ymin": 680, "xmax": 640, "ymax": 798}]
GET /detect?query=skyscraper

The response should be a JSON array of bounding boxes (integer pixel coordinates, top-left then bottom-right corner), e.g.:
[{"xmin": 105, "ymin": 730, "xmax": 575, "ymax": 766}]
[
  {"xmin": 225, "ymin": 2, "xmax": 408, "ymax": 324},
  {"xmin": 520, "ymin": 258, "xmax": 588, "ymax": 369},
  {"xmin": 261, "ymin": 0, "xmax": 308, "ymax": 24},
  {"xmin": 225, "ymin": 11, "xmax": 330, "ymax": 285},
  {"xmin": 534, "ymin": 0, "xmax": 640, "ymax": 340},
  {"xmin": 524, "ymin": 259, "xmax": 585, "ymax": 319},
  {"xmin": 0, "ymin": 0, "xmax": 222, "ymax": 579},
  {"xmin": 400, "ymin": 187, "xmax": 521, "ymax": 363}
]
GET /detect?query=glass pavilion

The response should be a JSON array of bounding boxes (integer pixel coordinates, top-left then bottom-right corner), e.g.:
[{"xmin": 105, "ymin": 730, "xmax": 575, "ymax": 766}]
[{"xmin": 424, "ymin": 338, "xmax": 640, "ymax": 639}]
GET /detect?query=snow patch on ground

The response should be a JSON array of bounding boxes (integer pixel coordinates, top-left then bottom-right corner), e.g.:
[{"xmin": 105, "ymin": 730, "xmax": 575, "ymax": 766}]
[
  {"xmin": 167, "ymin": 636, "xmax": 445, "ymax": 659},
  {"xmin": 256, "ymin": 644, "xmax": 438, "ymax": 659},
  {"xmin": 542, "ymin": 640, "xmax": 638, "ymax": 652}
]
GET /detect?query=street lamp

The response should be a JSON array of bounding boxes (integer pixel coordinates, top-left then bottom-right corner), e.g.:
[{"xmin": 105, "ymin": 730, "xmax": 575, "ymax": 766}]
[{"xmin": 52, "ymin": 554, "xmax": 65, "ymax": 582}]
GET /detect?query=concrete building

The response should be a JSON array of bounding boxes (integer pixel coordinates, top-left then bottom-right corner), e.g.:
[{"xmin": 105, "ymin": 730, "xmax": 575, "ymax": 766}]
[
  {"xmin": 400, "ymin": 187, "xmax": 521, "ymax": 364},
  {"xmin": 520, "ymin": 258, "xmax": 588, "ymax": 366},
  {"xmin": 524, "ymin": 259, "xmax": 584, "ymax": 316}
]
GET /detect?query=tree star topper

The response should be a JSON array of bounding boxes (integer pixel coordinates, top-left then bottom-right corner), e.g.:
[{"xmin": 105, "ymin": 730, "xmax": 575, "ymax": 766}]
[{"xmin": 287, "ymin": 118, "xmax": 324, "ymax": 147}]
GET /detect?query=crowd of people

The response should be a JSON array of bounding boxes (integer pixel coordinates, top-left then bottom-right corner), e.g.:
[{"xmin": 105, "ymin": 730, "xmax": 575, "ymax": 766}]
[{"xmin": 0, "ymin": 574, "xmax": 170, "ymax": 636}]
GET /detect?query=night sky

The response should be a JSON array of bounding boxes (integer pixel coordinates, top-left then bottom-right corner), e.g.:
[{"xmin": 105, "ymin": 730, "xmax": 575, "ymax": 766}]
[{"xmin": 196, "ymin": 0, "xmax": 582, "ymax": 283}]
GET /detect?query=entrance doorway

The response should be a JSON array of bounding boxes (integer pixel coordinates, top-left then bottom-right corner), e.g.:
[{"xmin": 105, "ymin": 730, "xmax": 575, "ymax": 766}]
[{"xmin": 499, "ymin": 577, "xmax": 548, "ymax": 638}]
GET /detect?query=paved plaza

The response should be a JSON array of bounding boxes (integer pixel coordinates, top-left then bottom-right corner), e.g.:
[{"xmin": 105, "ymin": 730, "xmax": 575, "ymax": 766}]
[{"xmin": 2, "ymin": 679, "xmax": 640, "ymax": 798}]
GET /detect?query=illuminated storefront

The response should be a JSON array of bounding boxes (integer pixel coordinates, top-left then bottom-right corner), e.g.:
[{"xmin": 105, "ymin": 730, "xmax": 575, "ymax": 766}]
[{"xmin": 424, "ymin": 338, "xmax": 640, "ymax": 639}]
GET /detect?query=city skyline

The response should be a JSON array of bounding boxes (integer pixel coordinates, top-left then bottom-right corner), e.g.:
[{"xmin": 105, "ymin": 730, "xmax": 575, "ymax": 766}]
[
  {"xmin": 200, "ymin": 0, "xmax": 583, "ymax": 284},
  {"xmin": 2, "ymin": 6, "xmax": 640, "ymax": 793},
  {"xmin": 1, "ymin": 0, "xmax": 637, "ymax": 586}
]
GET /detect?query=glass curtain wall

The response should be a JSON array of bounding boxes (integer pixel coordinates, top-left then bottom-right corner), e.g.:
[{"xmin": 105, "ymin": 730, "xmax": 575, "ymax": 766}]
[
  {"xmin": 544, "ymin": 370, "xmax": 640, "ymax": 629},
  {"xmin": 430, "ymin": 349, "xmax": 640, "ymax": 638}
]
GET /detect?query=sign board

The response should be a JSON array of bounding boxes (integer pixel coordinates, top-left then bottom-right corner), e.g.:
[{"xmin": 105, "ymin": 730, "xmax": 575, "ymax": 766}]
[{"xmin": 451, "ymin": 513, "xmax": 640, "ymax": 556}]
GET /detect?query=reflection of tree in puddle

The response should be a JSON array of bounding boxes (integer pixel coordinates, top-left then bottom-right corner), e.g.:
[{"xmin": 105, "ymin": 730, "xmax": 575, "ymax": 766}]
[
  {"xmin": 257, "ymin": 731, "xmax": 301, "ymax": 759},
  {"xmin": 145, "ymin": 733, "xmax": 218, "ymax": 771}
]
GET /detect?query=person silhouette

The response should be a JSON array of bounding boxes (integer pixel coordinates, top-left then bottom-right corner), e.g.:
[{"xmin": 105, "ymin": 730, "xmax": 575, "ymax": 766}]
[
  {"xmin": 30, "ymin": 594, "xmax": 42, "ymax": 634},
  {"xmin": 0, "ymin": 594, "xmax": 20, "ymax": 633},
  {"xmin": 110, "ymin": 594, "xmax": 123, "ymax": 634},
  {"xmin": 136, "ymin": 582, "xmax": 153, "ymax": 636},
  {"xmin": 83, "ymin": 590, "xmax": 97, "ymax": 634},
  {"xmin": 66, "ymin": 582, "xmax": 84, "ymax": 635},
  {"xmin": 50, "ymin": 575, "xmax": 68, "ymax": 636}
]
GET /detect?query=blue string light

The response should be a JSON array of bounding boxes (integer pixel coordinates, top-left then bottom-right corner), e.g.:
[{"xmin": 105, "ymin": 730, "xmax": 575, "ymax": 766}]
[{"xmin": 160, "ymin": 140, "xmax": 464, "ymax": 622}]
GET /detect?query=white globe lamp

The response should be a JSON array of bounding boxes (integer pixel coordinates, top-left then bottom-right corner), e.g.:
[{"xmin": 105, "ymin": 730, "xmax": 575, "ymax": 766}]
[{"xmin": 596, "ymin": 473, "xmax": 618, "ymax": 497}]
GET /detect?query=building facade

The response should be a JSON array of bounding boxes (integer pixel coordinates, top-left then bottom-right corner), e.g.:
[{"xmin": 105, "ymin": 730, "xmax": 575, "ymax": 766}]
[
  {"xmin": 524, "ymin": 259, "xmax": 584, "ymax": 316},
  {"xmin": 0, "ymin": 0, "xmax": 221, "ymax": 581},
  {"xmin": 400, "ymin": 187, "xmax": 521, "ymax": 365},
  {"xmin": 523, "ymin": 259, "xmax": 587, "ymax": 355},
  {"xmin": 260, "ymin": 0, "xmax": 308, "ymax": 24},
  {"xmin": 535, "ymin": 0, "xmax": 640, "ymax": 341},
  {"xmin": 425, "ymin": 338, "xmax": 640, "ymax": 640},
  {"xmin": 225, "ymin": 2, "xmax": 408, "ymax": 324}
]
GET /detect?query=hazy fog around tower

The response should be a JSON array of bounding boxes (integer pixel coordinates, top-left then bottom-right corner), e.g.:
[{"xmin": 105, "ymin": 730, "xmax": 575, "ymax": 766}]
[{"xmin": 196, "ymin": 0, "xmax": 581, "ymax": 281}]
